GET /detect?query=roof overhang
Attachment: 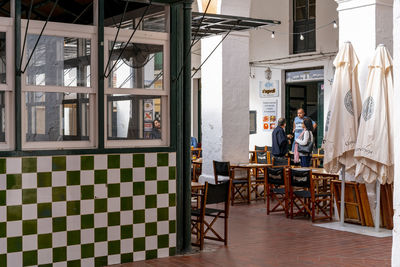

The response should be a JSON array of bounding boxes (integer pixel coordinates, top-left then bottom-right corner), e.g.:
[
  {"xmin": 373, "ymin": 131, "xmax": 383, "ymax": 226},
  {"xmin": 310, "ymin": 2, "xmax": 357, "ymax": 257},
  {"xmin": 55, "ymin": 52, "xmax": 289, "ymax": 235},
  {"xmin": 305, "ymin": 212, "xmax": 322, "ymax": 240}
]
[{"xmin": 192, "ymin": 12, "xmax": 281, "ymax": 40}]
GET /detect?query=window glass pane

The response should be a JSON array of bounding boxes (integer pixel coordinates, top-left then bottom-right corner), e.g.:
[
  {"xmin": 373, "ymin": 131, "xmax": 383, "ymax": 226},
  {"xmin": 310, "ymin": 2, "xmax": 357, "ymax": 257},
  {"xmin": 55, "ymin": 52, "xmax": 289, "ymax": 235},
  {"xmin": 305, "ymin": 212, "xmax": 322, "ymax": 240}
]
[
  {"xmin": 0, "ymin": 92, "xmax": 5, "ymax": 142},
  {"xmin": 21, "ymin": 1, "xmax": 93, "ymax": 25},
  {"xmin": 25, "ymin": 92, "xmax": 90, "ymax": 141},
  {"xmin": 107, "ymin": 95, "xmax": 162, "ymax": 140},
  {"xmin": 108, "ymin": 42, "xmax": 163, "ymax": 89},
  {"xmin": 26, "ymin": 35, "xmax": 91, "ymax": 87},
  {"xmin": 309, "ymin": 2, "xmax": 316, "ymax": 19},
  {"xmin": 295, "ymin": 7, "xmax": 306, "ymax": 21},
  {"xmin": 0, "ymin": 32, "xmax": 5, "ymax": 84},
  {"xmin": 106, "ymin": 5, "xmax": 166, "ymax": 33},
  {"xmin": 296, "ymin": 0, "xmax": 306, "ymax": 8}
]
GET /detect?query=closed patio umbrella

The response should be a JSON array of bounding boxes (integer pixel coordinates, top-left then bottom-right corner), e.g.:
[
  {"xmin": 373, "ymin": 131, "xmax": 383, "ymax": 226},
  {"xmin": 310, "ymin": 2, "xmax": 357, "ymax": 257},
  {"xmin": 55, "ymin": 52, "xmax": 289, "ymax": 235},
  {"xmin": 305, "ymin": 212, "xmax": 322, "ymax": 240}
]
[
  {"xmin": 323, "ymin": 42, "xmax": 362, "ymax": 225},
  {"xmin": 354, "ymin": 44, "xmax": 394, "ymax": 185},
  {"xmin": 324, "ymin": 42, "xmax": 362, "ymax": 174},
  {"xmin": 354, "ymin": 44, "xmax": 394, "ymax": 231}
]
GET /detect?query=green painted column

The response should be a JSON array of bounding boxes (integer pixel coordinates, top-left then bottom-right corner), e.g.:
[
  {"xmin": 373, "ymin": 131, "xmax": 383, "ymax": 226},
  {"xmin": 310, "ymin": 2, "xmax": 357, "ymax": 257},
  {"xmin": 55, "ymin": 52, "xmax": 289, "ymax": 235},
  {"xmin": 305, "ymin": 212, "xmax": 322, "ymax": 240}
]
[
  {"xmin": 173, "ymin": 0, "xmax": 193, "ymax": 254},
  {"xmin": 98, "ymin": 0, "xmax": 105, "ymax": 149},
  {"xmin": 15, "ymin": 0, "xmax": 21, "ymax": 151},
  {"xmin": 171, "ymin": 2, "xmax": 185, "ymax": 254},
  {"xmin": 182, "ymin": 0, "xmax": 193, "ymax": 253}
]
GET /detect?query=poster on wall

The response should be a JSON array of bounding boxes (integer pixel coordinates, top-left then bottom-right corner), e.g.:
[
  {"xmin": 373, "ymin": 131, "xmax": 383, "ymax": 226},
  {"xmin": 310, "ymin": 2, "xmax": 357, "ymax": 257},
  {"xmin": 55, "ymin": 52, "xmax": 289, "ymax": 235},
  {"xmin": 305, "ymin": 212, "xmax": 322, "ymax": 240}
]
[
  {"xmin": 143, "ymin": 99, "xmax": 154, "ymax": 138},
  {"xmin": 259, "ymin": 80, "xmax": 279, "ymax": 98},
  {"xmin": 262, "ymin": 100, "xmax": 278, "ymax": 131}
]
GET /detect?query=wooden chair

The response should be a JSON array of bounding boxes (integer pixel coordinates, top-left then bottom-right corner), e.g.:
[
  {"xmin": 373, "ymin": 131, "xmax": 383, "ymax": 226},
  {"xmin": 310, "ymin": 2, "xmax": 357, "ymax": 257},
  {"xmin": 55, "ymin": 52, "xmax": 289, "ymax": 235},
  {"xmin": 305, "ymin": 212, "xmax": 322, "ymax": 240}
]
[
  {"xmin": 266, "ymin": 167, "xmax": 288, "ymax": 216},
  {"xmin": 191, "ymin": 180, "xmax": 232, "ymax": 250},
  {"xmin": 289, "ymin": 169, "xmax": 332, "ymax": 222},
  {"xmin": 213, "ymin": 160, "xmax": 248, "ymax": 205},
  {"xmin": 272, "ymin": 157, "xmax": 290, "ymax": 167},
  {"xmin": 250, "ymin": 151, "xmax": 269, "ymax": 200},
  {"xmin": 254, "ymin": 145, "xmax": 267, "ymax": 152}
]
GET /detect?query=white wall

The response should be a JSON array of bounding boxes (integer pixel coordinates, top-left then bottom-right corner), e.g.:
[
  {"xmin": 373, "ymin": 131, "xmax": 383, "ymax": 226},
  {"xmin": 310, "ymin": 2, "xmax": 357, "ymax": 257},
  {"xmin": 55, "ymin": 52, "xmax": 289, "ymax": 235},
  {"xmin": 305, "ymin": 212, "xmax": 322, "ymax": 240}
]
[
  {"xmin": 248, "ymin": 0, "xmax": 338, "ymax": 149},
  {"xmin": 392, "ymin": 0, "xmax": 400, "ymax": 265}
]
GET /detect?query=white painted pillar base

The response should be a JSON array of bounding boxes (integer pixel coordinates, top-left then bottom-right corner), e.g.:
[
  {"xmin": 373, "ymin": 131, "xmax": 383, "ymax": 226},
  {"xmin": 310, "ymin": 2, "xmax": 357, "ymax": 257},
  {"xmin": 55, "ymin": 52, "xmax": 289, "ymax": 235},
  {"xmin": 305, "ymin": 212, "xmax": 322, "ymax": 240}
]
[
  {"xmin": 392, "ymin": 0, "xmax": 400, "ymax": 265},
  {"xmin": 199, "ymin": 33, "xmax": 250, "ymax": 184}
]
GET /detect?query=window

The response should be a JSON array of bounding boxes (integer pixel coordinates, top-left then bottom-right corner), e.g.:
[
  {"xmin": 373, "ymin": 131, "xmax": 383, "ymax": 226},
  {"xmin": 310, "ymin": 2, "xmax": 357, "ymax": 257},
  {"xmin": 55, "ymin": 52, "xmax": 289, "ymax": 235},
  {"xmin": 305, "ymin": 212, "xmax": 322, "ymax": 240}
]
[
  {"xmin": 293, "ymin": 0, "xmax": 315, "ymax": 54},
  {"xmin": 104, "ymin": 5, "xmax": 168, "ymax": 33},
  {"xmin": 21, "ymin": 21, "xmax": 96, "ymax": 149},
  {"xmin": 0, "ymin": 18, "xmax": 14, "ymax": 150},
  {"xmin": 104, "ymin": 26, "xmax": 169, "ymax": 148}
]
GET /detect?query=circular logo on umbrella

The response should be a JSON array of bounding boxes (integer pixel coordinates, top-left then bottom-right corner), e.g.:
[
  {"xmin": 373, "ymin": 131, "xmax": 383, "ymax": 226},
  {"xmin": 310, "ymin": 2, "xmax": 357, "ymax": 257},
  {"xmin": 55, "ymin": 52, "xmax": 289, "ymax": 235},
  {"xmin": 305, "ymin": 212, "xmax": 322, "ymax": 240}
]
[
  {"xmin": 344, "ymin": 90, "xmax": 354, "ymax": 116},
  {"xmin": 325, "ymin": 110, "xmax": 331, "ymax": 132},
  {"xmin": 362, "ymin": 96, "xmax": 374, "ymax": 121}
]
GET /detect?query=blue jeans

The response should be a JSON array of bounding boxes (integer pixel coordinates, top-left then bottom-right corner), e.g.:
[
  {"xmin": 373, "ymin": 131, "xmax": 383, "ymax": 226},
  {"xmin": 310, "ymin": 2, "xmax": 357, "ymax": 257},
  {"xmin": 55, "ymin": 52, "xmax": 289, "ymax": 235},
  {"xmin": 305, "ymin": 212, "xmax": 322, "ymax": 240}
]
[{"xmin": 300, "ymin": 156, "xmax": 311, "ymax": 167}]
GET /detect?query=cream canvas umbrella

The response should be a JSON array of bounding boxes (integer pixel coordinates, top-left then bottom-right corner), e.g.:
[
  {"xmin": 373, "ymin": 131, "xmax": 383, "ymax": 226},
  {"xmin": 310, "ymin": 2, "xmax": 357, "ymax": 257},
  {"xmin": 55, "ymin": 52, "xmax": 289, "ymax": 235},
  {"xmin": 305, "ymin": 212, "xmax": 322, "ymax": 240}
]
[
  {"xmin": 323, "ymin": 41, "xmax": 362, "ymax": 224},
  {"xmin": 354, "ymin": 44, "xmax": 394, "ymax": 230},
  {"xmin": 355, "ymin": 44, "xmax": 394, "ymax": 185}
]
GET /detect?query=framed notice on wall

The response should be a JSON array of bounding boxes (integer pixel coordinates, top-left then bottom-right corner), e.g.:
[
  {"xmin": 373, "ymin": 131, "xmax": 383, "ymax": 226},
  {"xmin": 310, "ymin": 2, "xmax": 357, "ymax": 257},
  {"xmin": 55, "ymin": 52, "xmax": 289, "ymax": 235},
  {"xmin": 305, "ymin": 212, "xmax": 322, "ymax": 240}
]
[{"xmin": 262, "ymin": 100, "xmax": 278, "ymax": 131}]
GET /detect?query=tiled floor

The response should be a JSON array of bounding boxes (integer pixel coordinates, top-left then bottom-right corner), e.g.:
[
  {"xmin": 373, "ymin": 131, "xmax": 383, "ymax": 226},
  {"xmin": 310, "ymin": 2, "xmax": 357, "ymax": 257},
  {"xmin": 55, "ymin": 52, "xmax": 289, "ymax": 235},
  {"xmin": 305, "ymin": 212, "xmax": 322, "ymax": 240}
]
[{"xmin": 112, "ymin": 201, "xmax": 392, "ymax": 267}]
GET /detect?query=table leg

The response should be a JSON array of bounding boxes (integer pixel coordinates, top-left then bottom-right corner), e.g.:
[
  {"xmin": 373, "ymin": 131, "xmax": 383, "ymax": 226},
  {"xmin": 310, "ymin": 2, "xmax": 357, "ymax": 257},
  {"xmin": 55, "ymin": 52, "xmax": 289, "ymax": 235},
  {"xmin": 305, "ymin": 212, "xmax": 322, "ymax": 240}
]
[{"xmin": 247, "ymin": 168, "xmax": 251, "ymax": 204}]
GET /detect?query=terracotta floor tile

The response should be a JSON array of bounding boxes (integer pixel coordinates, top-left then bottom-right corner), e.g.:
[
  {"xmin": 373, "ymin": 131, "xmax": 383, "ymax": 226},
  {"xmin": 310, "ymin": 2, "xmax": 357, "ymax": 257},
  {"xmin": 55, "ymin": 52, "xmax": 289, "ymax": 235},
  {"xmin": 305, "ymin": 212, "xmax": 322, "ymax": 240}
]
[{"xmin": 111, "ymin": 201, "xmax": 391, "ymax": 267}]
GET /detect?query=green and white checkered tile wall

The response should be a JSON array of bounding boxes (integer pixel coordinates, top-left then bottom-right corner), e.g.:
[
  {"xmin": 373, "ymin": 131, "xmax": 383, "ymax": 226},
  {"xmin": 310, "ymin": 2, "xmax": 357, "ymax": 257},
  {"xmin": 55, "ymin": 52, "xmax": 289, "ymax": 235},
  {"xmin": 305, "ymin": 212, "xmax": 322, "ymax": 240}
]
[{"xmin": 0, "ymin": 152, "xmax": 177, "ymax": 267}]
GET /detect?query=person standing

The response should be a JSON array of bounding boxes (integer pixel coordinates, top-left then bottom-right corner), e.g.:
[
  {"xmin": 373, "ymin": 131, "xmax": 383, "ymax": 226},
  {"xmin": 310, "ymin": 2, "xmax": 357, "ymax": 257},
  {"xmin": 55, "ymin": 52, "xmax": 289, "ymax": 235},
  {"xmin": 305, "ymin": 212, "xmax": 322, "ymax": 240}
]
[
  {"xmin": 272, "ymin": 118, "xmax": 291, "ymax": 159},
  {"xmin": 150, "ymin": 119, "xmax": 161, "ymax": 139},
  {"xmin": 292, "ymin": 108, "xmax": 317, "ymax": 151},
  {"xmin": 294, "ymin": 118, "xmax": 314, "ymax": 167}
]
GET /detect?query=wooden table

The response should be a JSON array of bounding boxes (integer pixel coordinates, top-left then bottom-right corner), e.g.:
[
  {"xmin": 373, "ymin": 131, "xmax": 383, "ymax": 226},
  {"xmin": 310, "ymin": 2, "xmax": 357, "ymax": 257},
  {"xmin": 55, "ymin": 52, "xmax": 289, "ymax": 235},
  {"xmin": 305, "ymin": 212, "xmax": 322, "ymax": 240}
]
[
  {"xmin": 191, "ymin": 181, "xmax": 204, "ymax": 190},
  {"xmin": 311, "ymin": 154, "xmax": 324, "ymax": 168},
  {"xmin": 191, "ymin": 148, "xmax": 202, "ymax": 159},
  {"xmin": 230, "ymin": 163, "xmax": 272, "ymax": 203},
  {"xmin": 192, "ymin": 158, "xmax": 202, "ymax": 182}
]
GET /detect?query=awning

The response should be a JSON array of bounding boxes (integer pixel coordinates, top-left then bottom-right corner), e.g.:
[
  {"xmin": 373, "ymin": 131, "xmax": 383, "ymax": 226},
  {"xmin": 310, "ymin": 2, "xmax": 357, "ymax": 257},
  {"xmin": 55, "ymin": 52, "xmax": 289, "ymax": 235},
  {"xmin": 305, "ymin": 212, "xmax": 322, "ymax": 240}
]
[{"xmin": 192, "ymin": 12, "xmax": 281, "ymax": 40}]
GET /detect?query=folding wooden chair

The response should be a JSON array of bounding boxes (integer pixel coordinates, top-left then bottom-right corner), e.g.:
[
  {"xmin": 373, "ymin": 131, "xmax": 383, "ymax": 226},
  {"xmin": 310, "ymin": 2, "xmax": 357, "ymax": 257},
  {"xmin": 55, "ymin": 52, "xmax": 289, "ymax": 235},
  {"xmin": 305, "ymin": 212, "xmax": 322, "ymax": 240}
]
[
  {"xmin": 289, "ymin": 169, "xmax": 332, "ymax": 222},
  {"xmin": 266, "ymin": 167, "xmax": 288, "ymax": 216},
  {"xmin": 191, "ymin": 180, "xmax": 232, "ymax": 250},
  {"xmin": 213, "ymin": 160, "xmax": 247, "ymax": 205}
]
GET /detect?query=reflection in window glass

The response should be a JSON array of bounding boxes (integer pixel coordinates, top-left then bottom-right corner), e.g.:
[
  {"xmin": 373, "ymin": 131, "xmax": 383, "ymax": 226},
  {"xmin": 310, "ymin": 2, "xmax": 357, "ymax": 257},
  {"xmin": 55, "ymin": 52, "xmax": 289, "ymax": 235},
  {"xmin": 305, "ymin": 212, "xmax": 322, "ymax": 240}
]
[
  {"xmin": 26, "ymin": 35, "xmax": 91, "ymax": 87},
  {"xmin": 0, "ymin": 92, "xmax": 5, "ymax": 142},
  {"xmin": 109, "ymin": 5, "xmax": 166, "ymax": 32},
  {"xmin": 107, "ymin": 95, "xmax": 161, "ymax": 140},
  {"xmin": 0, "ymin": 32, "xmax": 5, "ymax": 84},
  {"xmin": 25, "ymin": 92, "xmax": 89, "ymax": 142},
  {"xmin": 108, "ymin": 42, "xmax": 163, "ymax": 89}
]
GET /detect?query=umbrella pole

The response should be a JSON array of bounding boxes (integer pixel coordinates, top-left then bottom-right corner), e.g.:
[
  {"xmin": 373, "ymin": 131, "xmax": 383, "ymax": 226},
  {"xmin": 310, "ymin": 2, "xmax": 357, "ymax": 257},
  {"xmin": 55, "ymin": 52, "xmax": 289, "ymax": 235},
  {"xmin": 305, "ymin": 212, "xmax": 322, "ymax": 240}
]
[
  {"xmin": 340, "ymin": 166, "xmax": 345, "ymax": 226},
  {"xmin": 375, "ymin": 180, "xmax": 381, "ymax": 231}
]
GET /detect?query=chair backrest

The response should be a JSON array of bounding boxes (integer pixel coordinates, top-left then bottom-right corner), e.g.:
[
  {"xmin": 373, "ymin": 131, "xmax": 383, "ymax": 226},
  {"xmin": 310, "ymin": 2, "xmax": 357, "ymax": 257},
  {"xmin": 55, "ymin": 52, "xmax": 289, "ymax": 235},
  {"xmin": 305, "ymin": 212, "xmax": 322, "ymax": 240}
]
[
  {"xmin": 255, "ymin": 151, "xmax": 268, "ymax": 164},
  {"xmin": 206, "ymin": 180, "xmax": 231, "ymax": 205},
  {"xmin": 290, "ymin": 169, "xmax": 311, "ymax": 188},
  {"xmin": 266, "ymin": 146, "xmax": 272, "ymax": 152},
  {"xmin": 272, "ymin": 157, "xmax": 290, "ymax": 167},
  {"xmin": 213, "ymin": 160, "xmax": 230, "ymax": 184},
  {"xmin": 254, "ymin": 145, "xmax": 267, "ymax": 151},
  {"xmin": 267, "ymin": 167, "xmax": 286, "ymax": 186}
]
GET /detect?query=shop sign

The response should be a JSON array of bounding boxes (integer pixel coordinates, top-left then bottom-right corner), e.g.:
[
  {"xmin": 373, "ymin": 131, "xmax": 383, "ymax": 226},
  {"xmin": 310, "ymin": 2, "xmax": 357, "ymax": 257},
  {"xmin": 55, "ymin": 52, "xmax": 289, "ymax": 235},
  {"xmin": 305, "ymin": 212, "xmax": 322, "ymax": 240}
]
[
  {"xmin": 259, "ymin": 80, "xmax": 279, "ymax": 98},
  {"xmin": 286, "ymin": 68, "xmax": 324, "ymax": 83},
  {"xmin": 262, "ymin": 100, "xmax": 278, "ymax": 131}
]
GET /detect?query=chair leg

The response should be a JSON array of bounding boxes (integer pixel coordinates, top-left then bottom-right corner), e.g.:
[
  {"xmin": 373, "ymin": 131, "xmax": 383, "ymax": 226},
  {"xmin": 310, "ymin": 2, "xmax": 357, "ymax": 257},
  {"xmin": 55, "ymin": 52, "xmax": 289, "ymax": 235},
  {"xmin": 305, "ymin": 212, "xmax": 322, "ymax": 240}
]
[
  {"xmin": 231, "ymin": 185, "xmax": 234, "ymax": 206},
  {"xmin": 266, "ymin": 188, "xmax": 270, "ymax": 215},
  {"xmin": 290, "ymin": 193, "xmax": 294, "ymax": 219},
  {"xmin": 200, "ymin": 220, "xmax": 204, "ymax": 250},
  {"xmin": 312, "ymin": 201, "xmax": 316, "ymax": 222},
  {"xmin": 224, "ymin": 216, "xmax": 228, "ymax": 246}
]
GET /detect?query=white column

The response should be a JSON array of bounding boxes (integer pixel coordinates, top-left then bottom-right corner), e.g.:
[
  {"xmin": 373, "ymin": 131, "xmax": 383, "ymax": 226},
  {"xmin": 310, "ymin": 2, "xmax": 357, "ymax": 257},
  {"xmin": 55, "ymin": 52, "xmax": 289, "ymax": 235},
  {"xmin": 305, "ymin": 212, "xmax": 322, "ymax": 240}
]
[
  {"xmin": 336, "ymin": 0, "xmax": 393, "ymax": 225},
  {"xmin": 392, "ymin": 1, "xmax": 400, "ymax": 265},
  {"xmin": 199, "ymin": 32, "xmax": 250, "ymax": 182},
  {"xmin": 336, "ymin": 0, "xmax": 393, "ymax": 92}
]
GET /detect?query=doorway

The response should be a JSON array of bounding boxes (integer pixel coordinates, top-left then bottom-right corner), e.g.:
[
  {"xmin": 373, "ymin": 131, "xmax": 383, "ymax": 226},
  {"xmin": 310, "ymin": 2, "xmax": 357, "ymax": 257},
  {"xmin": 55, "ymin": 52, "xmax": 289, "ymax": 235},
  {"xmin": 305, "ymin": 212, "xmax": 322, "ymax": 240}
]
[{"xmin": 286, "ymin": 81, "xmax": 324, "ymax": 148}]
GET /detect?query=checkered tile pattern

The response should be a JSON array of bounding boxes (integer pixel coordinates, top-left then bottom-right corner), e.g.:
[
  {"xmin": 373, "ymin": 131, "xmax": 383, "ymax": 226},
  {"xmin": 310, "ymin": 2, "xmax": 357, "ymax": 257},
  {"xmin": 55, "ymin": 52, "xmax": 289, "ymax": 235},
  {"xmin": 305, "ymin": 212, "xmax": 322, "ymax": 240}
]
[{"xmin": 0, "ymin": 153, "xmax": 177, "ymax": 266}]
